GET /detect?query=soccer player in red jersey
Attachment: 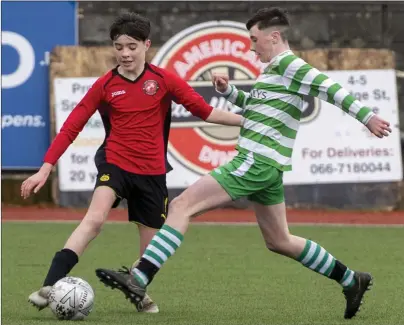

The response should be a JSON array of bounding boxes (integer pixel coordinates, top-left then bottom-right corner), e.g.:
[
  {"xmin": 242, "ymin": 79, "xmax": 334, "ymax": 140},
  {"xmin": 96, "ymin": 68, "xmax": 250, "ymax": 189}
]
[{"xmin": 22, "ymin": 12, "xmax": 244, "ymax": 313}]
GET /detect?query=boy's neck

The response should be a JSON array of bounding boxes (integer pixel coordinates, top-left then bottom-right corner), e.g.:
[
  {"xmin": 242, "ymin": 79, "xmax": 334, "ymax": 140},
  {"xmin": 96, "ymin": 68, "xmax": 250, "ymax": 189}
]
[{"xmin": 118, "ymin": 61, "xmax": 146, "ymax": 81}]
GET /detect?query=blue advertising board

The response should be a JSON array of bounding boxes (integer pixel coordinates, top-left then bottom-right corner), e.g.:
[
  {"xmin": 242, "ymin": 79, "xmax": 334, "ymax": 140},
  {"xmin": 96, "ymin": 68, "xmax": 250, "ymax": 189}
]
[{"xmin": 2, "ymin": 1, "xmax": 77, "ymax": 169}]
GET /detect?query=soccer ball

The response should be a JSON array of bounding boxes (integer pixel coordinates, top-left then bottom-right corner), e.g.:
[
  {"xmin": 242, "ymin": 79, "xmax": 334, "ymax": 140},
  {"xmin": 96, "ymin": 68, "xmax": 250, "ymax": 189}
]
[{"xmin": 49, "ymin": 277, "xmax": 94, "ymax": 320}]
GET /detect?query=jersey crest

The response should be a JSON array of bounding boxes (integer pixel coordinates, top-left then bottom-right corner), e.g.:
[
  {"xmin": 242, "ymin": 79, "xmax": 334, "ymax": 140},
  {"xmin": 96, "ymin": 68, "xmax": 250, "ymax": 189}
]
[{"xmin": 143, "ymin": 80, "xmax": 159, "ymax": 95}]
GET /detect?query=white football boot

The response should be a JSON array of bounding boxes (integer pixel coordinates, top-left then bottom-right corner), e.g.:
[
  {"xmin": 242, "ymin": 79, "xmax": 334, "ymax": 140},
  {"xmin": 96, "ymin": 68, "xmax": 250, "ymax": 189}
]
[
  {"xmin": 138, "ymin": 293, "xmax": 159, "ymax": 313},
  {"xmin": 131, "ymin": 260, "xmax": 159, "ymax": 313},
  {"xmin": 28, "ymin": 286, "xmax": 52, "ymax": 310}
]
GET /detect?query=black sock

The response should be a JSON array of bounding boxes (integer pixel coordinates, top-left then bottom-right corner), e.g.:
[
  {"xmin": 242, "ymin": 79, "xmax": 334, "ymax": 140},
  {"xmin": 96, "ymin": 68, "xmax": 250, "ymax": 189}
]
[
  {"xmin": 135, "ymin": 258, "xmax": 160, "ymax": 284},
  {"xmin": 329, "ymin": 260, "xmax": 348, "ymax": 283},
  {"xmin": 43, "ymin": 249, "xmax": 79, "ymax": 287}
]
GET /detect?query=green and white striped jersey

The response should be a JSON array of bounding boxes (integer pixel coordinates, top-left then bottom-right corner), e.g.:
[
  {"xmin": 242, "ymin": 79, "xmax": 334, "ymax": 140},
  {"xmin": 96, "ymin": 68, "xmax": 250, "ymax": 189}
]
[{"xmin": 222, "ymin": 50, "xmax": 374, "ymax": 171}]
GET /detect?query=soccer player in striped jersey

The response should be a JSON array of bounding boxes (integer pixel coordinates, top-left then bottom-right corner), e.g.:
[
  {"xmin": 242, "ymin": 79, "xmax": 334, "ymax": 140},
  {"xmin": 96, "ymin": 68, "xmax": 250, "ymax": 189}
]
[{"xmin": 96, "ymin": 8, "xmax": 391, "ymax": 319}]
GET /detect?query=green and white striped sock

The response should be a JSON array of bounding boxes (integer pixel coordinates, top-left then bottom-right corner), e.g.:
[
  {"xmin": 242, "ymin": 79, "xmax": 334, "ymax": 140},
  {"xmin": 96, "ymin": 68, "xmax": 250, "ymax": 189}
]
[
  {"xmin": 133, "ymin": 224, "xmax": 184, "ymax": 287},
  {"xmin": 340, "ymin": 268, "xmax": 356, "ymax": 288},
  {"xmin": 297, "ymin": 239, "xmax": 356, "ymax": 288}
]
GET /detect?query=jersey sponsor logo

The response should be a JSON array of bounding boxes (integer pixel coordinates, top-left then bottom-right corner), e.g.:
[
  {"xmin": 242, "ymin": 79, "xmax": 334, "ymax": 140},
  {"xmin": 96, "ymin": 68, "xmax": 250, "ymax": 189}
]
[
  {"xmin": 143, "ymin": 80, "xmax": 159, "ymax": 95},
  {"xmin": 99, "ymin": 174, "xmax": 110, "ymax": 181},
  {"xmin": 111, "ymin": 90, "xmax": 126, "ymax": 97},
  {"xmin": 151, "ymin": 21, "xmax": 266, "ymax": 175}
]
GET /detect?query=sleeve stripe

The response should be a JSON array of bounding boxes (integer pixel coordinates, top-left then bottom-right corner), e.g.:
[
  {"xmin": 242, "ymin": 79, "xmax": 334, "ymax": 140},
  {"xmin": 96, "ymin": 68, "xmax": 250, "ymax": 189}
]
[
  {"xmin": 356, "ymin": 107, "xmax": 374, "ymax": 123},
  {"xmin": 235, "ymin": 91, "xmax": 246, "ymax": 107},
  {"xmin": 341, "ymin": 94, "xmax": 356, "ymax": 114},
  {"xmin": 308, "ymin": 74, "xmax": 329, "ymax": 97},
  {"xmin": 288, "ymin": 64, "xmax": 312, "ymax": 93},
  {"xmin": 278, "ymin": 55, "xmax": 299, "ymax": 75},
  {"xmin": 228, "ymin": 85, "xmax": 239, "ymax": 103},
  {"xmin": 326, "ymin": 83, "xmax": 342, "ymax": 105}
]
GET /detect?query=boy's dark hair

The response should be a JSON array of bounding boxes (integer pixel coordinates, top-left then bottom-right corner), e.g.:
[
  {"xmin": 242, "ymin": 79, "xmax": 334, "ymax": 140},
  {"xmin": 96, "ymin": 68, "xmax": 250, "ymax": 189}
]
[
  {"xmin": 246, "ymin": 7, "xmax": 290, "ymax": 40},
  {"xmin": 109, "ymin": 12, "xmax": 151, "ymax": 42}
]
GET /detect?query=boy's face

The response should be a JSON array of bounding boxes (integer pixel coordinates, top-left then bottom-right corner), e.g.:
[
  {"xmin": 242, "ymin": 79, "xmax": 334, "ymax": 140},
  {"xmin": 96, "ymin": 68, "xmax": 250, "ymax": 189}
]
[
  {"xmin": 113, "ymin": 35, "xmax": 150, "ymax": 72},
  {"xmin": 249, "ymin": 24, "xmax": 279, "ymax": 63}
]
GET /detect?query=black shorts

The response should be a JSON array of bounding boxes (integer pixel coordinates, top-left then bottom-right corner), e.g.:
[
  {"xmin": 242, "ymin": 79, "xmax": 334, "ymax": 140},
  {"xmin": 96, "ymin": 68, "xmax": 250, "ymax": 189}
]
[{"xmin": 94, "ymin": 163, "xmax": 168, "ymax": 229}]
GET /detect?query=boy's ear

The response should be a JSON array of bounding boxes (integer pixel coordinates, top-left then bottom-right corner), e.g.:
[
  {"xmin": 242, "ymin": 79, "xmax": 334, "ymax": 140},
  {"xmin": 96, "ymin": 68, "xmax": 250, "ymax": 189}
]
[{"xmin": 145, "ymin": 39, "xmax": 151, "ymax": 50}]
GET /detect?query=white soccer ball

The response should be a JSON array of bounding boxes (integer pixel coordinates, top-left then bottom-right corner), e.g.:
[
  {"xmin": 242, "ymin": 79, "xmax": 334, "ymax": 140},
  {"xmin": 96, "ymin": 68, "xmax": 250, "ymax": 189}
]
[{"xmin": 49, "ymin": 276, "xmax": 94, "ymax": 320}]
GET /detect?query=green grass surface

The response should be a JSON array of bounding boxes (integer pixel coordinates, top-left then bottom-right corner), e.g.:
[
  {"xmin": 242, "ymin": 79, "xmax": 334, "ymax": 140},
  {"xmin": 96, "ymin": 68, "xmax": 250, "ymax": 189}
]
[{"xmin": 2, "ymin": 222, "xmax": 404, "ymax": 324}]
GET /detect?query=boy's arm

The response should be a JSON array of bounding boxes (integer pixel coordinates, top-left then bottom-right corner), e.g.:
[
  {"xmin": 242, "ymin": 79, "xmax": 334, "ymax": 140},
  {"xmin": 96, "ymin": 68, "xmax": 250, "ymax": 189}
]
[
  {"xmin": 165, "ymin": 70, "xmax": 244, "ymax": 126},
  {"xmin": 43, "ymin": 78, "xmax": 104, "ymax": 165},
  {"xmin": 278, "ymin": 55, "xmax": 374, "ymax": 124},
  {"xmin": 21, "ymin": 78, "xmax": 104, "ymax": 199},
  {"xmin": 216, "ymin": 84, "xmax": 251, "ymax": 110},
  {"xmin": 278, "ymin": 55, "xmax": 391, "ymax": 137}
]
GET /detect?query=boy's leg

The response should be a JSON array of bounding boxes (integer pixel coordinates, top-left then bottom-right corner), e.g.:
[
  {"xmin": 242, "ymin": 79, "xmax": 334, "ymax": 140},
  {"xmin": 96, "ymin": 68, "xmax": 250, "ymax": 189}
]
[
  {"xmin": 135, "ymin": 224, "xmax": 160, "ymax": 313},
  {"xmin": 28, "ymin": 186, "xmax": 117, "ymax": 309},
  {"xmin": 95, "ymin": 151, "xmax": 268, "ymax": 309},
  {"xmin": 250, "ymin": 170, "xmax": 373, "ymax": 319},
  {"xmin": 96, "ymin": 173, "xmax": 233, "ymax": 309},
  {"xmin": 28, "ymin": 163, "xmax": 126, "ymax": 310},
  {"xmin": 97, "ymin": 174, "xmax": 169, "ymax": 312},
  {"xmin": 127, "ymin": 155, "xmax": 261, "ymax": 284}
]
